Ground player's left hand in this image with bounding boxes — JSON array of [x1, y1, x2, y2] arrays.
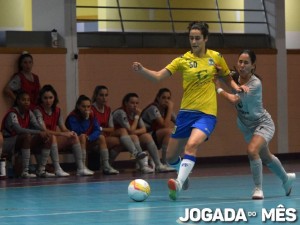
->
[[214, 64, 223, 76], [238, 85, 249, 93]]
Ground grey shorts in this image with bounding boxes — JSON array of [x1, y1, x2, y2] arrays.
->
[[237, 115, 275, 144]]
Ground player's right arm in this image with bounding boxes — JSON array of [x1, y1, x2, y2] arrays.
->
[[8, 112, 42, 135], [214, 77, 240, 104], [132, 62, 171, 82], [3, 75, 20, 103]]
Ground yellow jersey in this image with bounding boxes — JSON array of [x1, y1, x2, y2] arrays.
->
[[165, 50, 230, 116]]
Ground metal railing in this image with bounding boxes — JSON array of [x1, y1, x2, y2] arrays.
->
[[76, 0, 272, 48], [76, 0, 270, 35]]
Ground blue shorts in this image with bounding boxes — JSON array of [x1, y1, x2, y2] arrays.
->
[[171, 110, 217, 139]]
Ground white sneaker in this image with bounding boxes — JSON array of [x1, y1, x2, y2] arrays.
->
[[103, 166, 119, 175], [283, 173, 296, 196], [164, 164, 176, 172], [77, 168, 94, 176], [168, 179, 182, 201], [37, 170, 56, 178], [21, 171, 37, 178], [140, 165, 154, 174], [55, 169, 70, 177], [155, 164, 176, 173], [252, 187, 264, 200], [136, 156, 149, 170]]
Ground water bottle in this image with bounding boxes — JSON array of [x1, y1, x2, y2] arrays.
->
[[0, 158, 6, 178], [51, 29, 58, 48]]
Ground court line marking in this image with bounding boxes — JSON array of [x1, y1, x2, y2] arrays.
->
[[0, 173, 298, 192], [0, 172, 289, 190], [0, 196, 299, 219]]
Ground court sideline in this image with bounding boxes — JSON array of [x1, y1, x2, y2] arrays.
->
[[0, 157, 299, 225]]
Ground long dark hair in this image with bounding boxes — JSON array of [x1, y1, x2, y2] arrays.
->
[[154, 88, 171, 104], [74, 95, 91, 116], [231, 49, 262, 84], [91, 85, 108, 103], [37, 84, 59, 111], [18, 52, 33, 72], [122, 93, 139, 108]]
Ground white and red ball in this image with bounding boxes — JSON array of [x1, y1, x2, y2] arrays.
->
[[128, 179, 151, 202]]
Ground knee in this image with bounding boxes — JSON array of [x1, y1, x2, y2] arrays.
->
[[162, 129, 172, 140], [99, 135, 106, 143], [79, 134, 87, 145], [159, 128, 172, 135], [130, 134, 138, 142], [139, 133, 152, 142], [70, 134, 79, 145], [52, 135, 57, 144], [247, 144, 259, 159], [20, 133, 32, 143], [166, 128, 173, 136], [17, 133, 32, 148], [119, 128, 129, 136]]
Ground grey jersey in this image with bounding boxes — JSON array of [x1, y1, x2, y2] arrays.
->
[[235, 75, 270, 128], [8, 75, 22, 91], [112, 108, 145, 129], [2, 107, 42, 137], [142, 104, 176, 132]]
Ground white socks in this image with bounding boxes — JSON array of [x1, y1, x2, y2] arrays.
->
[[250, 159, 263, 189], [177, 155, 196, 186]]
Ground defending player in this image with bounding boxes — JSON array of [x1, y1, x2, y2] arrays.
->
[[214, 49, 296, 199]]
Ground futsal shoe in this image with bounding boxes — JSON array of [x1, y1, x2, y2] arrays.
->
[[163, 164, 176, 172], [21, 170, 37, 178], [252, 187, 264, 200], [137, 156, 154, 174], [140, 165, 154, 174], [283, 173, 296, 196], [135, 151, 147, 160], [36, 170, 56, 178], [182, 177, 190, 191], [168, 179, 182, 201], [155, 164, 176, 173], [103, 165, 119, 175], [55, 169, 70, 177], [77, 167, 94, 176]]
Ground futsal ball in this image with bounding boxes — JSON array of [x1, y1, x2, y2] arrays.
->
[[128, 179, 151, 202]]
